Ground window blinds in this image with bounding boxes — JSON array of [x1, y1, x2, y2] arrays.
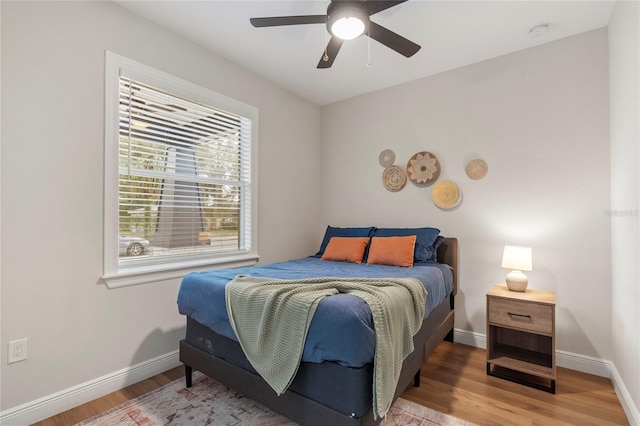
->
[[117, 76, 252, 263]]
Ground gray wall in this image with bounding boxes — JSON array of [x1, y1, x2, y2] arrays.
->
[[1, 0, 321, 412], [609, 1, 640, 419], [320, 29, 611, 358]]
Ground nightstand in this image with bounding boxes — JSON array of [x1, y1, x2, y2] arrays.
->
[[486, 284, 556, 393]]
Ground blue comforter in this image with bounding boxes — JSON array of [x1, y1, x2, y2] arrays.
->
[[177, 257, 453, 367]]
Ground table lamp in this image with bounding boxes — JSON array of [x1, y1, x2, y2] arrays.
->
[[501, 245, 533, 291]]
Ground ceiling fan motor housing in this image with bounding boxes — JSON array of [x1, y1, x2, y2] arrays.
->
[[327, 2, 370, 39]]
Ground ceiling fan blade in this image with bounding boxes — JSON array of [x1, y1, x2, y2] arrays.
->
[[367, 21, 420, 57], [250, 15, 327, 27], [363, 1, 408, 16], [317, 36, 344, 69]]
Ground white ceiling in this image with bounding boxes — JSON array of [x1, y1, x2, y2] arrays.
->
[[115, 1, 615, 106]]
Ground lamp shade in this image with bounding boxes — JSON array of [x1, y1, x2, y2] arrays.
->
[[501, 246, 532, 271]]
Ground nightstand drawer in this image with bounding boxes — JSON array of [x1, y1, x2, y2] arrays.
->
[[488, 297, 553, 335]]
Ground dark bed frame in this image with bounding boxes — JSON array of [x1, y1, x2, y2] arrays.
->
[[179, 237, 458, 426]]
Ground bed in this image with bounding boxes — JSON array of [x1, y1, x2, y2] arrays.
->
[[178, 227, 458, 426]]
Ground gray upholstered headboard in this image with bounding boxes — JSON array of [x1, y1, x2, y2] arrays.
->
[[437, 237, 458, 296]]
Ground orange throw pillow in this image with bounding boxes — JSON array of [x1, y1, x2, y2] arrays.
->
[[366, 236, 416, 267], [321, 237, 370, 264]]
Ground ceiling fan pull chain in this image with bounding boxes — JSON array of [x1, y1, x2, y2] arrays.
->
[[366, 28, 372, 69], [323, 30, 329, 62]]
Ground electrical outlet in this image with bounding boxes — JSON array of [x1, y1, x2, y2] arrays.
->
[[8, 339, 27, 363]]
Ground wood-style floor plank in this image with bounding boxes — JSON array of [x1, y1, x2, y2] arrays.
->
[[35, 342, 629, 425]]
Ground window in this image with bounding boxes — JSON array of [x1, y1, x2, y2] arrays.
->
[[103, 52, 258, 287]]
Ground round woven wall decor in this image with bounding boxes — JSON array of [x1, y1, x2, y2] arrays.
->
[[378, 149, 395, 167], [432, 180, 461, 209], [465, 159, 488, 180], [382, 165, 407, 192], [407, 151, 440, 185]]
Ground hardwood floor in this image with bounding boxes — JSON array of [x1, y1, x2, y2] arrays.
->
[[403, 342, 629, 426], [32, 368, 185, 426], [35, 341, 629, 426]]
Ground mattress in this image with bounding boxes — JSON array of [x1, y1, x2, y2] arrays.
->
[[178, 257, 453, 367]]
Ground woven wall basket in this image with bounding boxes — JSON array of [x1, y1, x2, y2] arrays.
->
[[432, 180, 461, 209], [465, 159, 488, 180], [379, 149, 395, 167], [382, 165, 407, 192], [407, 151, 440, 185]]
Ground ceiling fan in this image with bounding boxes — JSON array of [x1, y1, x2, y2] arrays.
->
[[250, 0, 421, 69]]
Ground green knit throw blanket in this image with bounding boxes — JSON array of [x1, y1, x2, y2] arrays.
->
[[225, 275, 427, 420]]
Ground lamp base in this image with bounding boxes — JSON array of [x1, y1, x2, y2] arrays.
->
[[506, 270, 528, 292]]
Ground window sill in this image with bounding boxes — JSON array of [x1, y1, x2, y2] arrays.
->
[[101, 253, 260, 289]]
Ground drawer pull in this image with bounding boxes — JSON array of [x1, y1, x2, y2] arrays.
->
[[507, 312, 531, 318]]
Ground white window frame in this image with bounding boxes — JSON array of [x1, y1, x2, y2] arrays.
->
[[103, 52, 259, 288]]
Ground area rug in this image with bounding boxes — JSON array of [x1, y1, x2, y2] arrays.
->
[[76, 372, 475, 426]]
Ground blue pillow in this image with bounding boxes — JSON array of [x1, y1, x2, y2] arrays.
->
[[373, 227, 440, 263], [315, 226, 375, 257], [424, 235, 445, 262]]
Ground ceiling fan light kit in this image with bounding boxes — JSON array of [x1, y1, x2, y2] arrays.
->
[[327, 3, 369, 40], [250, 0, 421, 69]]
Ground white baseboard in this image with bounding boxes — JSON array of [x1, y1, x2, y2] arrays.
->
[[0, 350, 181, 426], [453, 328, 638, 426], [555, 349, 612, 378], [611, 363, 640, 426], [453, 328, 487, 349]]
